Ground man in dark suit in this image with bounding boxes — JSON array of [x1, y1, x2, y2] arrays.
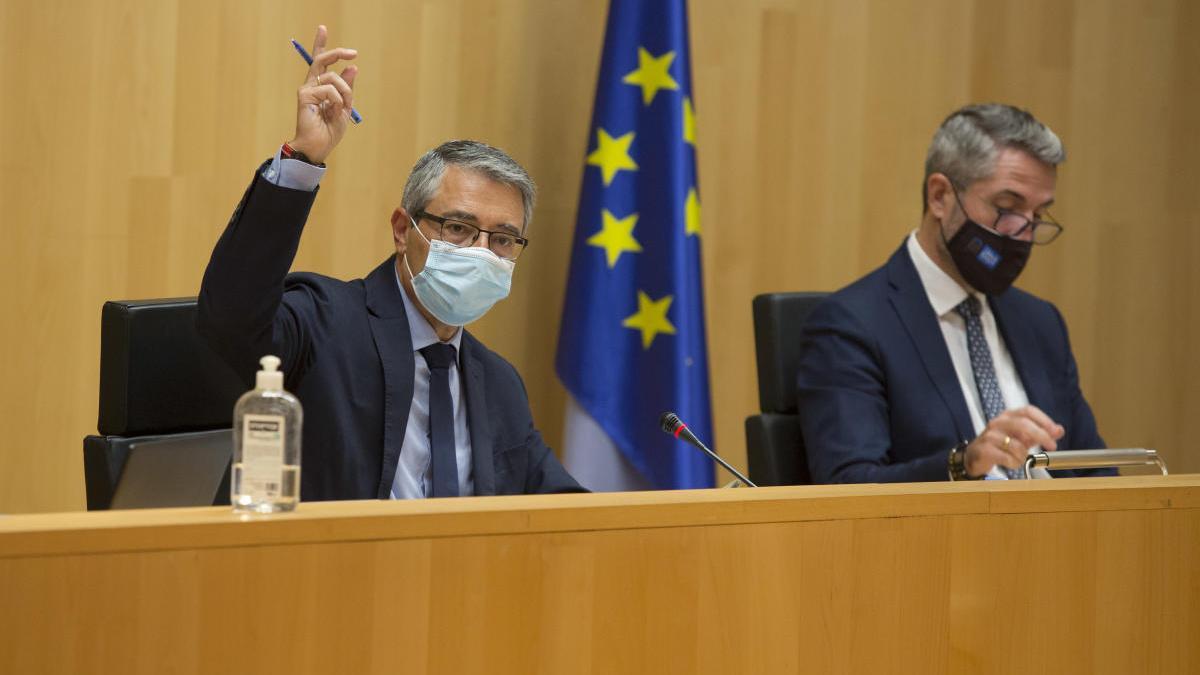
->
[[797, 103, 1115, 483], [198, 26, 583, 500]]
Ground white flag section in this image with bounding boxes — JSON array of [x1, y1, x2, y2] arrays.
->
[[561, 396, 654, 492]]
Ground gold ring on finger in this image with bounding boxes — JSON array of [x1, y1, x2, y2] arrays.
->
[[1002, 435, 1012, 452]]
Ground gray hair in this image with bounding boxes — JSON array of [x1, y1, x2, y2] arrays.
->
[[922, 103, 1065, 211], [402, 140, 537, 230]]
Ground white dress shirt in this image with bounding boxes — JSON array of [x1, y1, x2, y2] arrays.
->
[[262, 153, 475, 496], [905, 232, 1050, 479]]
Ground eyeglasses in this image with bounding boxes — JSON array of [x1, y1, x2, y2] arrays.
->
[[952, 187, 1064, 245], [414, 210, 529, 260]]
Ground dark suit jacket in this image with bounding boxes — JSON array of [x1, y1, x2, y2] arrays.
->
[[797, 240, 1114, 483], [197, 166, 584, 500]]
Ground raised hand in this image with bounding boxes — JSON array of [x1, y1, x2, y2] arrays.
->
[[289, 25, 358, 164]]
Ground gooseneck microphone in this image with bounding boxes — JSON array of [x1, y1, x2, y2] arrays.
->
[[659, 412, 758, 488]]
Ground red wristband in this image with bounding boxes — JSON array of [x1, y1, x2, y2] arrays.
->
[[280, 142, 322, 166]]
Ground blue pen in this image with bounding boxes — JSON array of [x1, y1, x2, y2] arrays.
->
[[291, 38, 363, 124]]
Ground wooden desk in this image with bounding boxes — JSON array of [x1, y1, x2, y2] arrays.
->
[[2, 476, 1197, 674]]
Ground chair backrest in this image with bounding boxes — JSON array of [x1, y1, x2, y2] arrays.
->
[[84, 298, 245, 510], [745, 292, 828, 485], [751, 292, 829, 414], [97, 297, 246, 436]]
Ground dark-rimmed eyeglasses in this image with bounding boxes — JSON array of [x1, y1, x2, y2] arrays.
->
[[952, 187, 1064, 245], [415, 210, 529, 260]]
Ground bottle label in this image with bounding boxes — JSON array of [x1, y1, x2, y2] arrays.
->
[[242, 414, 286, 499]]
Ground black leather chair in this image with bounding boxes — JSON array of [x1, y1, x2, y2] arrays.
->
[[744, 292, 828, 486], [83, 298, 246, 510]]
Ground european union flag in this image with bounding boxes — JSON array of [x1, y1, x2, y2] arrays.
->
[[556, 0, 714, 490]]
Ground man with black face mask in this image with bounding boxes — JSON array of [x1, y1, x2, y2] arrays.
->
[[797, 103, 1115, 483], [197, 26, 583, 500]]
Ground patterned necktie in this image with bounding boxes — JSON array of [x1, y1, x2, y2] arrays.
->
[[420, 343, 459, 497], [954, 296, 1021, 479]]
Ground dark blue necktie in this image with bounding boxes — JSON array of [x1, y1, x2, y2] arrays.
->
[[954, 296, 1021, 479], [420, 343, 459, 497]]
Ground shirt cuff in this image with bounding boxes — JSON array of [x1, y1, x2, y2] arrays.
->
[[261, 146, 326, 192]]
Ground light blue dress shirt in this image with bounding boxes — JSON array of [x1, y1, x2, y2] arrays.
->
[[390, 279, 473, 498]]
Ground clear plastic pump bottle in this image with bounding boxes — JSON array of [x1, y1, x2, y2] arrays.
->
[[232, 355, 302, 513]]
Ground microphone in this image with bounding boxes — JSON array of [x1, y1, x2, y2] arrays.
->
[[659, 412, 757, 488]]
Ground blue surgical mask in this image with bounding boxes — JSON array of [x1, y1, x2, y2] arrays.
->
[[404, 217, 515, 326]]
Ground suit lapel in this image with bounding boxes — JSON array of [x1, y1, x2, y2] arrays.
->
[[459, 334, 496, 496], [364, 256, 416, 499], [885, 244, 976, 443], [989, 292, 1054, 411]]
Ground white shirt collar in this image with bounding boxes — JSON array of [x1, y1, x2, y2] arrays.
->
[[394, 264, 463, 361], [906, 231, 984, 317]]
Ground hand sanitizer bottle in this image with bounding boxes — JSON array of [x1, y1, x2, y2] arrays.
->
[[232, 355, 302, 513]]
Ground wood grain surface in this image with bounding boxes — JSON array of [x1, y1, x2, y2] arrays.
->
[[2, 477, 1197, 674]]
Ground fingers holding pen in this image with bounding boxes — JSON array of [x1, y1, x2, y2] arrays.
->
[[311, 49, 358, 74], [313, 69, 355, 110], [304, 24, 358, 79], [308, 48, 358, 82], [304, 52, 358, 120], [304, 69, 359, 123], [290, 25, 362, 162], [313, 82, 345, 116], [326, 68, 356, 99]]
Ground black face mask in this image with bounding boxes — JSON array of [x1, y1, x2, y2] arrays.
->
[[943, 210, 1032, 296]]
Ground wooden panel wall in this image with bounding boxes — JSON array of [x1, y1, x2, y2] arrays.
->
[[0, 0, 1195, 513]]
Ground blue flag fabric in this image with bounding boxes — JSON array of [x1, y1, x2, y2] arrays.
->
[[556, 0, 714, 490]]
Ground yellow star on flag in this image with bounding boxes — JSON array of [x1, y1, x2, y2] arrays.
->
[[622, 47, 680, 106], [587, 209, 642, 268], [586, 128, 638, 186], [622, 291, 676, 350], [683, 97, 696, 145], [685, 188, 701, 236]]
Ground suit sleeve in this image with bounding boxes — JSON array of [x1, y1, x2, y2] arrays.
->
[[506, 365, 587, 494], [797, 298, 948, 484], [196, 163, 321, 385], [1051, 305, 1116, 478], [521, 427, 589, 494]]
